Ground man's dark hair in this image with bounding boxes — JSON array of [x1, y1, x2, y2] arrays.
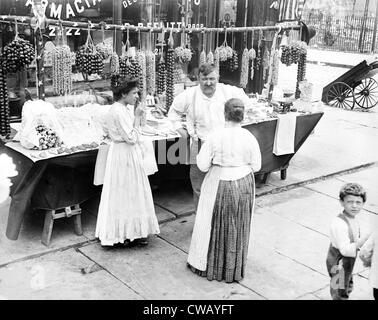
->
[[198, 63, 217, 76], [224, 98, 245, 123], [112, 76, 139, 101]]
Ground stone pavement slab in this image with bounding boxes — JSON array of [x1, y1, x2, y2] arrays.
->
[[252, 206, 331, 276], [0, 198, 89, 267], [78, 238, 263, 300], [243, 242, 329, 300], [313, 274, 374, 300], [153, 187, 195, 217], [0, 248, 142, 300]]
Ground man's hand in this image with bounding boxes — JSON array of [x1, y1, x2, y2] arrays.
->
[[176, 127, 189, 138]]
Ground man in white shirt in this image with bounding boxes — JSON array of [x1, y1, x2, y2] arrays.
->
[[168, 63, 253, 212]]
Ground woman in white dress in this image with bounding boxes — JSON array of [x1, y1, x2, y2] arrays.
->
[[187, 98, 262, 282], [95, 78, 160, 247]]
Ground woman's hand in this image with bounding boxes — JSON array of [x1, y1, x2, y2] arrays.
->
[[135, 103, 146, 118]]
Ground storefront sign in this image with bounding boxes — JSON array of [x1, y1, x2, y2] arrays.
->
[[25, 0, 102, 20]]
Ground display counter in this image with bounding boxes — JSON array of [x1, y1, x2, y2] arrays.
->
[[3, 112, 323, 240]]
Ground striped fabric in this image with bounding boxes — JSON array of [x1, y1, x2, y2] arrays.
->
[[188, 173, 255, 283], [278, 0, 306, 22]]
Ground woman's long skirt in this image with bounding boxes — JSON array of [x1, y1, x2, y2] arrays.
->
[[189, 173, 255, 283], [95, 142, 160, 246]]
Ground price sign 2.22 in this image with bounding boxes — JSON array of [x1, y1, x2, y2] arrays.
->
[[48, 26, 81, 37]]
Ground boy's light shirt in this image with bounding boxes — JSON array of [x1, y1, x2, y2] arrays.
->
[[329, 214, 362, 257]]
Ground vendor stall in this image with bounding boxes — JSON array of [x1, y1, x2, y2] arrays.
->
[[0, 0, 322, 244], [3, 110, 322, 240]]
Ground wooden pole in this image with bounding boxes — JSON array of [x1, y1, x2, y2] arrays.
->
[[113, 0, 123, 56]]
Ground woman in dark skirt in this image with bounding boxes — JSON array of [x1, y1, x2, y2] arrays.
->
[[187, 98, 262, 283]]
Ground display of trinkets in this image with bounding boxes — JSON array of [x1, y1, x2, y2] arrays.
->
[[0, 62, 10, 137], [35, 124, 62, 150], [174, 46, 193, 64]]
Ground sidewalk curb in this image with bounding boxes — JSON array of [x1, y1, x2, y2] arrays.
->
[[255, 162, 377, 198], [307, 60, 353, 69]]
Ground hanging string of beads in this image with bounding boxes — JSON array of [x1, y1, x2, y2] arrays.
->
[[52, 25, 72, 96], [213, 28, 220, 74], [206, 30, 214, 64], [156, 30, 166, 95], [135, 29, 146, 99], [216, 28, 233, 63], [174, 27, 192, 64], [255, 29, 263, 71], [225, 27, 238, 72], [2, 19, 35, 74], [249, 30, 256, 80], [295, 42, 308, 99], [146, 31, 156, 95], [166, 28, 175, 110], [268, 30, 281, 87], [262, 48, 270, 81], [0, 57, 10, 138], [240, 29, 249, 88], [199, 30, 207, 67], [75, 27, 104, 76]]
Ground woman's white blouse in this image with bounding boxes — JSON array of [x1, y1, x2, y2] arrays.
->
[[196, 127, 262, 180], [106, 102, 139, 144]]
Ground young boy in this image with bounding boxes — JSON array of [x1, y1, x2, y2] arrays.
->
[[326, 183, 369, 300]]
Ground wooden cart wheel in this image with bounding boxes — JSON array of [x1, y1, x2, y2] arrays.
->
[[354, 77, 378, 109], [326, 82, 355, 110]]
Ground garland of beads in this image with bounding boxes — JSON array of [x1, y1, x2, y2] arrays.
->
[[262, 49, 270, 81], [240, 48, 249, 88], [295, 44, 308, 99], [146, 50, 156, 95], [255, 30, 263, 71], [271, 49, 280, 86], [216, 28, 233, 63], [166, 30, 175, 110], [0, 62, 10, 137], [249, 31, 256, 80], [136, 50, 147, 99], [206, 31, 214, 64], [110, 52, 120, 76], [52, 45, 72, 96], [2, 21, 35, 74], [156, 53, 166, 95]]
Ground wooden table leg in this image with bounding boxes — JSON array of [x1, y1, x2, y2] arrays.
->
[[281, 169, 287, 180], [42, 211, 54, 246], [73, 214, 83, 236]]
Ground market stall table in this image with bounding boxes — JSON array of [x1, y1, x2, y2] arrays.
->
[[3, 111, 323, 240]]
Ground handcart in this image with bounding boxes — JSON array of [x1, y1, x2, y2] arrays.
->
[[322, 57, 378, 109]]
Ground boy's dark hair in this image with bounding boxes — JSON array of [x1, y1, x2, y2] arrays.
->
[[112, 76, 139, 101], [198, 63, 217, 76], [339, 183, 367, 203], [224, 98, 245, 123]]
